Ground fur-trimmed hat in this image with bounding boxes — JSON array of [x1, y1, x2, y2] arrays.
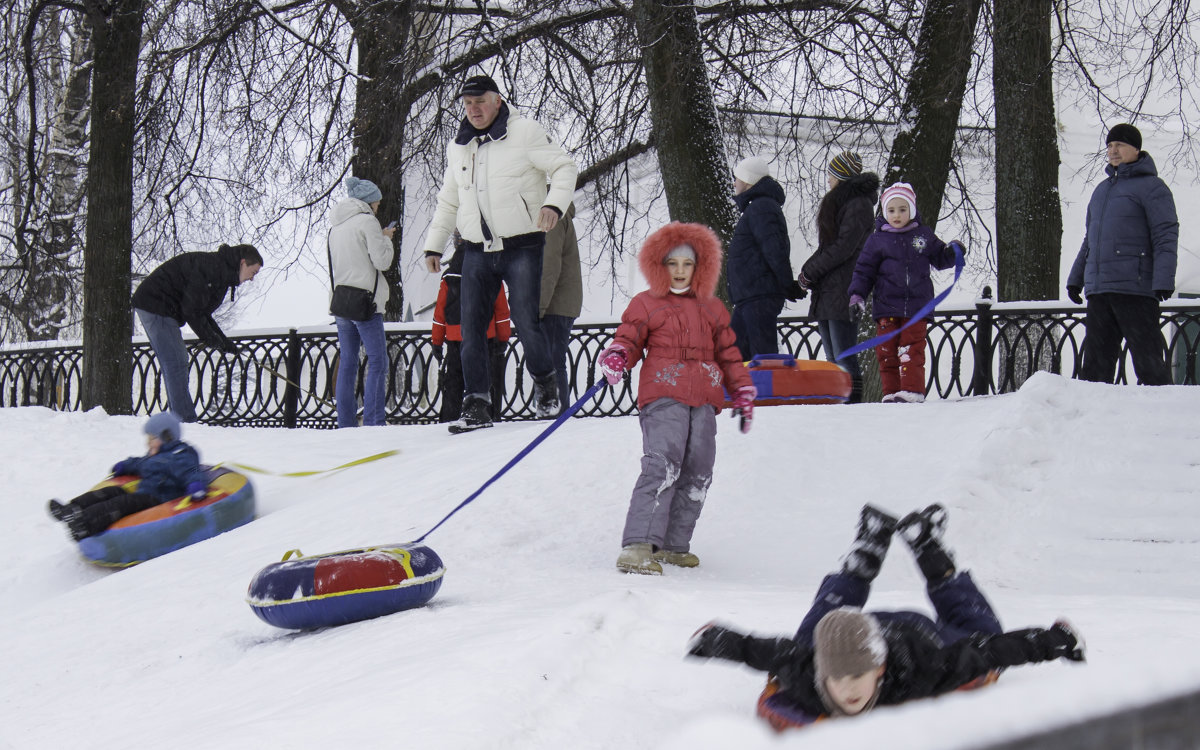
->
[[880, 182, 917, 219], [144, 412, 182, 443], [813, 607, 887, 680], [638, 222, 723, 299]]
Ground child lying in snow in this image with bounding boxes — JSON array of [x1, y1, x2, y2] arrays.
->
[[686, 504, 1085, 728]]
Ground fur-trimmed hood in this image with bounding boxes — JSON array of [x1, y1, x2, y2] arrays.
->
[[638, 222, 723, 299]]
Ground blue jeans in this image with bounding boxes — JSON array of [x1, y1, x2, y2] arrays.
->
[[335, 314, 388, 427], [541, 313, 576, 409], [136, 308, 197, 422], [460, 241, 554, 401], [795, 571, 1002, 647], [731, 296, 784, 360], [817, 318, 863, 382]]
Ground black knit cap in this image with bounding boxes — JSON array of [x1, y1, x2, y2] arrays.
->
[[460, 74, 500, 97], [1106, 123, 1142, 150]]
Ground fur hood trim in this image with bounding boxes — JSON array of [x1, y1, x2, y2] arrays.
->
[[638, 222, 723, 299]]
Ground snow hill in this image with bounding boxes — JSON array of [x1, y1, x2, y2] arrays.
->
[[2, 373, 1200, 749]]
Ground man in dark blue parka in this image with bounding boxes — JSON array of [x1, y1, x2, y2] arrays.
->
[[728, 156, 800, 360], [1067, 123, 1178, 385]]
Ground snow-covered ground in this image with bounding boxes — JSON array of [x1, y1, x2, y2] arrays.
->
[[2, 372, 1199, 749]]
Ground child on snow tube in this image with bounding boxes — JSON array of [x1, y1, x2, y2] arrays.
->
[[47, 412, 209, 541]]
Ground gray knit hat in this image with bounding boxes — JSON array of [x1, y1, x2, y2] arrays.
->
[[144, 412, 182, 442], [813, 607, 887, 679], [345, 176, 382, 204]]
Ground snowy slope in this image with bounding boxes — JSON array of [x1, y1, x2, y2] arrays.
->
[[3, 373, 1200, 749]]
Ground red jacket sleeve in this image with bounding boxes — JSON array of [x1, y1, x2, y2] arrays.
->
[[493, 284, 512, 342], [431, 280, 449, 347]]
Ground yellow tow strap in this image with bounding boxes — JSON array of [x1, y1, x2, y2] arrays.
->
[[220, 449, 400, 478]]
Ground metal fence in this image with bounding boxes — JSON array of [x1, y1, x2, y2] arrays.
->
[[2, 292, 1198, 427]]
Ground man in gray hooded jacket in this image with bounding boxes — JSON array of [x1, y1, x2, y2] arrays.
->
[[1067, 123, 1178, 385]]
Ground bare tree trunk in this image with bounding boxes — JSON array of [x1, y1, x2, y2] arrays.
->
[[885, 0, 983, 230], [994, 0, 1060, 302], [631, 0, 737, 303], [28, 10, 91, 341], [347, 3, 436, 322], [81, 0, 141, 414]]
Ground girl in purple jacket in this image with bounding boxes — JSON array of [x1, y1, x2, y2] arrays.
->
[[847, 183, 959, 403]]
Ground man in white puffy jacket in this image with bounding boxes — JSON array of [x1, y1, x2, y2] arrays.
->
[[423, 74, 578, 432]]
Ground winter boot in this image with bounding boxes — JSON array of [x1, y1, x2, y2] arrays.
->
[[841, 505, 899, 581], [65, 509, 92, 542], [654, 549, 700, 568], [448, 395, 493, 434], [893, 391, 926, 403], [616, 543, 663, 575], [896, 503, 955, 582], [532, 372, 561, 419], [47, 499, 70, 521]]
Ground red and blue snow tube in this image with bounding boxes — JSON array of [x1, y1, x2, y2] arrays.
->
[[724, 353, 852, 407], [246, 543, 445, 630], [78, 466, 256, 567]]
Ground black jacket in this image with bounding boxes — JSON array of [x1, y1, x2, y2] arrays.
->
[[728, 176, 793, 305], [692, 617, 1075, 724], [803, 172, 879, 320], [131, 245, 242, 349]]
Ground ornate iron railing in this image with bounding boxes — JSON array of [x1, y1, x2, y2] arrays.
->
[[2, 293, 1197, 426]]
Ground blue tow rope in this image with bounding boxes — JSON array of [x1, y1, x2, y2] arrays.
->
[[412, 380, 608, 543], [836, 242, 965, 362]]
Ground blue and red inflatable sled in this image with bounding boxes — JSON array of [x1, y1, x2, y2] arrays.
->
[[247, 543, 445, 630], [724, 354, 851, 406]]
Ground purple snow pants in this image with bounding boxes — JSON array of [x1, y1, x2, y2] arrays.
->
[[795, 571, 1003, 647], [621, 398, 717, 552]]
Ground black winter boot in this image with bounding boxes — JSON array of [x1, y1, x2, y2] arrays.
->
[[47, 499, 70, 521], [897, 503, 956, 582], [532, 372, 560, 418], [841, 505, 899, 581], [448, 395, 494, 434]]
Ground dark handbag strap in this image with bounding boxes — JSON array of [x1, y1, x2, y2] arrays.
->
[[326, 229, 382, 301]]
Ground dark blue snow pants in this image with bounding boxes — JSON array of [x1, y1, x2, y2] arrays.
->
[[795, 571, 1003, 647]]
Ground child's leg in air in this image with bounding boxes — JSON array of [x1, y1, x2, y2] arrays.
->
[[897, 503, 1001, 643], [796, 505, 899, 644], [660, 405, 717, 556], [875, 318, 903, 395]]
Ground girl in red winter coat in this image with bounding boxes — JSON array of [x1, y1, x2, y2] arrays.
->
[[597, 222, 755, 575]]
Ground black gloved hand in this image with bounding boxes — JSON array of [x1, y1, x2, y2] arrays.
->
[[1066, 286, 1083, 305], [685, 623, 743, 660], [786, 280, 807, 302], [1155, 289, 1173, 302], [220, 338, 239, 355], [1042, 620, 1086, 662], [433, 346, 444, 363]]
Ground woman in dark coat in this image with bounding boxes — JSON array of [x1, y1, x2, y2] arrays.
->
[[798, 152, 879, 403]]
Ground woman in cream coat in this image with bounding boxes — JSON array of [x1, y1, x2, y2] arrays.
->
[[329, 176, 396, 427]]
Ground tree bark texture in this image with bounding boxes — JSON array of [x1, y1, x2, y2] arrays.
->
[[348, 3, 435, 321], [993, 0, 1061, 302], [631, 0, 738, 304], [885, 0, 983, 231], [81, 0, 142, 414]]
